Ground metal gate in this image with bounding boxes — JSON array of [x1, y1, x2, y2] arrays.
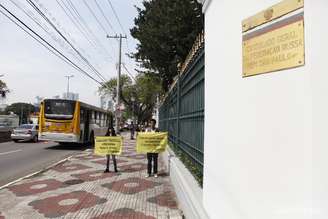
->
[[159, 35, 204, 185]]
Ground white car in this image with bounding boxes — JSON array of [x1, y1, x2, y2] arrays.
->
[[11, 124, 39, 143]]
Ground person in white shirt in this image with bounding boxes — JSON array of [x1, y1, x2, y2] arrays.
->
[[145, 119, 159, 178]]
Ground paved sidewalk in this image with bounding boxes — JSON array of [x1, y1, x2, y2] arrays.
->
[[0, 134, 182, 219]]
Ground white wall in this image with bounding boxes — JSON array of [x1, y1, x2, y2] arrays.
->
[[204, 0, 328, 218]]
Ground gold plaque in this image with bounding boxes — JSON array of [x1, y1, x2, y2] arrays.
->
[[242, 0, 304, 32], [242, 13, 304, 77]]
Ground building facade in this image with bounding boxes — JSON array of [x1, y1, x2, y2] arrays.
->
[[203, 0, 327, 218], [62, 92, 79, 100]]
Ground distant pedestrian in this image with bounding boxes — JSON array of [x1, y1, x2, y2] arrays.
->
[[130, 121, 135, 140], [145, 119, 159, 178], [104, 126, 118, 173], [135, 123, 141, 137]]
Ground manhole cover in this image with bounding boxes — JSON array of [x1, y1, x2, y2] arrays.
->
[[64, 179, 84, 185]]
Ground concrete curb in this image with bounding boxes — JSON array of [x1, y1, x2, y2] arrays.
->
[[162, 146, 210, 219]]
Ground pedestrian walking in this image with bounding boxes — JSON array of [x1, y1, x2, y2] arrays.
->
[[104, 126, 118, 173], [130, 121, 135, 140], [145, 119, 159, 178]]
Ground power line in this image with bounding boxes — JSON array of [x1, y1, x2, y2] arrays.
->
[[25, 0, 108, 83], [106, 0, 125, 35], [0, 3, 103, 85], [9, 0, 91, 71], [82, 0, 108, 36], [8, 0, 56, 41], [79, 0, 116, 58], [122, 64, 136, 82], [65, 0, 114, 60], [55, 0, 99, 52], [27, 0, 107, 82], [106, 0, 131, 53], [94, 0, 116, 34]]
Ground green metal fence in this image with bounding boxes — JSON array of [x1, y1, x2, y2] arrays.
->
[[159, 45, 204, 184]]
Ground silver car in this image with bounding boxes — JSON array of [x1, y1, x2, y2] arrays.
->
[[11, 124, 39, 143]]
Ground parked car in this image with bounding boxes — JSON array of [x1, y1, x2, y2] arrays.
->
[[11, 124, 39, 143]]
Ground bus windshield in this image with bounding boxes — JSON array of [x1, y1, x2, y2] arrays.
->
[[44, 100, 75, 120]]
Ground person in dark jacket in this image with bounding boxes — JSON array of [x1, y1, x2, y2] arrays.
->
[[130, 121, 135, 140], [104, 127, 118, 173]]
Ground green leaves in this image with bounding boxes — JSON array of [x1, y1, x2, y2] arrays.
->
[[130, 0, 203, 91], [0, 80, 10, 98], [99, 73, 163, 123], [5, 103, 35, 124]]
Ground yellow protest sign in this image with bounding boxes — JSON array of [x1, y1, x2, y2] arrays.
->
[[136, 132, 168, 153], [94, 136, 123, 156]]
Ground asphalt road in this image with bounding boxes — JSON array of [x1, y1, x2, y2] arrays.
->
[[0, 140, 90, 187]]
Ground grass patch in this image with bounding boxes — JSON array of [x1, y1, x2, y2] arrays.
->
[[169, 142, 203, 187]]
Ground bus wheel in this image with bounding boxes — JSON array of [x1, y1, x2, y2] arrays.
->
[[90, 132, 95, 147]]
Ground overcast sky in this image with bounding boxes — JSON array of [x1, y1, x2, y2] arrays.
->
[[0, 0, 143, 107]]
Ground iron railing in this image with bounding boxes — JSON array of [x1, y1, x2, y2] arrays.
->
[[159, 34, 204, 184]]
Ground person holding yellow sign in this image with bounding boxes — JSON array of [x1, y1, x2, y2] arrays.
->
[[94, 127, 122, 173], [137, 119, 167, 178]]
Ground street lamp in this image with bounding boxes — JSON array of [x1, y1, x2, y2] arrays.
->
[[65, 75, 74, 96]]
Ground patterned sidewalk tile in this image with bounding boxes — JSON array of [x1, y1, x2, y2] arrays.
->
[[102, 177, 162, 195], [126, 154, 147, 160], [92, 158, 129, 166], [75, 155, 103, 161], [118, 163, 148, 173], [147, 192, 178, 209], [29, 191, 107, 218], [8, 179, 65, 197], [92, 208, 156, 219], [52, 163, 91, 173], [0, 133, 183, 219], [71, 170, 116, 182]]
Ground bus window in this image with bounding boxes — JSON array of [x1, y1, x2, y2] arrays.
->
[[100, 113, 103, 126], [80, 109, 84, 123], [91, 111, 95, 119], [44, 100, 75, 120]]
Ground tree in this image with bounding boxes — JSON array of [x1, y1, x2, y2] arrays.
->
[[99, 73, 162, 123], [130, 0, 203, 91], [0, 80, 10, 98], [5, 103, 35, 124]]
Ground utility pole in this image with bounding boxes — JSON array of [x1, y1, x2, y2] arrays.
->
[[107, 34, 127, 133], [65, 75, 74, 99]]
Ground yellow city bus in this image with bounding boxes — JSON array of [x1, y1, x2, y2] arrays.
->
[[38, 99, 112, 145]]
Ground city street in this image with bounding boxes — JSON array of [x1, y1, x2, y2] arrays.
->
[[0, 0, 203, 218], [0, 133, 181, 219], [0, 140, 89, 187]]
